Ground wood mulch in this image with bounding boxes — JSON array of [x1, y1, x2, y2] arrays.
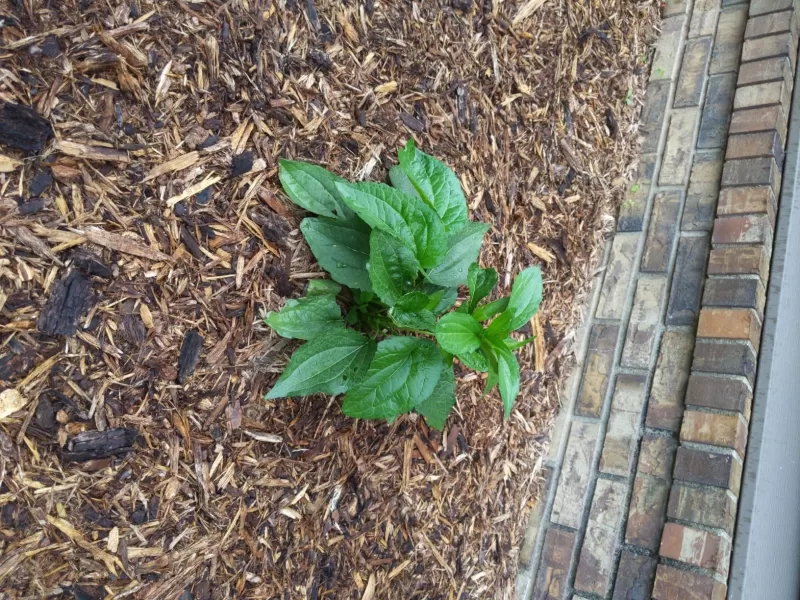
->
[[0, 1, 658, 598]]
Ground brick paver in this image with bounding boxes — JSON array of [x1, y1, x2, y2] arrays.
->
[[518, 0, 796, 597]]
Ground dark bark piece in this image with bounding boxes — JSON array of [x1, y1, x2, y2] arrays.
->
[[197, 134, 218, 150], [309, 48, 332, 71], [35, 395, 56, 431], [0, 102, 54, 154], [180, 225, 205, 260], [178, 329, 204, 383], [18, 199, 46, 215], [62, 428, 140, 462], [605, 108, 618, 138], [119, 313, 147, 346], [70, 248, 112, 278], [231, 151, 253, 177], [41, 35, 62, 58], [37, 271, 92, 336], [195, 186, 212, 204], [400, 111, 425, 132], [29, 171, 53, 196]]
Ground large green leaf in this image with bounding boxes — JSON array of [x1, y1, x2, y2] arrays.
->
[[397, 139, 469, 233], [335, 181, 446, 269], [426, 222, 490, 288], [301, 217, 372, 292], [415, 363, 457, 430], [457, 349, 489, 372], [367, 229, 420, 306], [342, 336, 443, 421], [422, 284, 458, 315], [472, 297, 509, 322], [435, 312, 483, 355], [264, 294, 344, 340], [265, 329, 376, 398], [505, 336, 535, 351], [388, 165, 422, 200], [306, 279, 342, 296], [506, 266, 543, 330], [485, 310, 513, 342], [389, 306, 436, 332], [395, 291, 431, 312], [490, 341, 520, 418], [467, 264, 498, 312], [278, 159, 355, 220]]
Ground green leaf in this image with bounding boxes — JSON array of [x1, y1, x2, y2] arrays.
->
[[389, 306, 436, 331], [278, 159, 354, 220], [335, 181, 446, 269], [264, 295, 344, 340], [485, 310, 513, 342], [415, 363, 457, 430], [266, 329, 376, 398], [491, 341, 520, 418], [397, 139, 469, 233], [484, 368, 498, 395], [505, 336, 535, 351], [422, 284, 458, 315], [426, 222, 490, 288], [301, 217, 372, 292], [467, 264, 498, 312], [342, 336, 443, 421], [395, 291, 431, 312], [388, 165, 422, 200], [367, 229, 421, 306], [457, 349, 489, 372], [472, 297, 509, 322], [435, 312, 483, 355], [507, 266, 543, 330], [306, 279, 342, 296]]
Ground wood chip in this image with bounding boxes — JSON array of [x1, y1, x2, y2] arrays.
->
[[83, 227, 172, 261], [143, 151, 200, 182], [527, 242, 555, 263], [55, 140, 130, 163]]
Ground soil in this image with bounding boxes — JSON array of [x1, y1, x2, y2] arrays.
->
[[0, 0, 658, 598]]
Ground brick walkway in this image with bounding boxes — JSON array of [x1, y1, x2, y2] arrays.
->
[[516, 0, 799, 598]]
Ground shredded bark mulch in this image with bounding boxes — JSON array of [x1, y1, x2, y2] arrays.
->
[[0, 0, 658, 597]]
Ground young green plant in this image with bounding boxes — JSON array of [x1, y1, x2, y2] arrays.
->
[[264, 139, 543, 429]]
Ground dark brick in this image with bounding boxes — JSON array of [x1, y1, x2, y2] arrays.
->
[[613, 552, 657, 600], [640, 81, 671, 154], [619, 157, 656, 232], [666, 236, 710, 326], [673, 446, 743, 495], [746, 8, 798, 37], [642, 191, 681, 272], [668, 483, 738, 534], [652, 564, 727, 600], [726, 131, 784, 166], [708, 246, 769, 281], [686, 373, 753, 416], [626, 474, 670, 551], [721, 157, 781, 194], [698, 73, 737, 149], [738, 55, 793, 88], [730, 104, 788, 146], [703, 277, 767, 317], [693, 339, 757, 385], [683, 150, 724, 231], [710, 5, 748, 74], [576, 324, 619, 417], [675, 38, 712, 107], [533, 528, 575, 600]]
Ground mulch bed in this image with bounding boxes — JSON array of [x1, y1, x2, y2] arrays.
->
[[0, 0, 658, 598]]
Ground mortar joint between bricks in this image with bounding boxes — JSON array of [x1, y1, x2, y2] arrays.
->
[[659, 556, 730, 584], [670, 479, 740, 501], [665, 516, 734, 542], [683, 403, 750, 416], [680, 440, 744, 457]]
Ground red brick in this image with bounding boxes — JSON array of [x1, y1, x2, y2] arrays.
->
[[625, 474, 670, 551], [721, 157, 781, 195], [613, 552, 657, 600], [673, 447, 743, 495], [738, 55, 793, 87], [660, 522, 731, 576], [576, 324, 619, 417], [725, 130, 783, 163], [717, 186, 776, 225], [680, 410, 749, 456], [652, 564, 727, 600], [729, 104, 787, 146], [707, 246, 769, 281], [686, 373, 753, 417], [703, 277, 767, 319], [533, 528, 575, 600], [693, 339, 758, 386], [697, 307, 762, 349], [668, 483, 738, 534], [712, 214, 772, 246]]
